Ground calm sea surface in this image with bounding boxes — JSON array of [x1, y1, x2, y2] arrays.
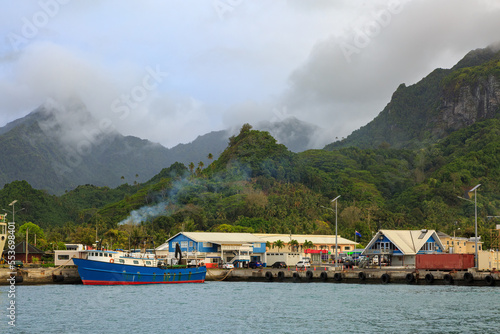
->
[[1, 281, 500, 333]]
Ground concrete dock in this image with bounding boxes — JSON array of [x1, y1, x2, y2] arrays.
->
[[207, 267, 500, 286], [0, 267, 81, 285], [1, 266, 499, 286]]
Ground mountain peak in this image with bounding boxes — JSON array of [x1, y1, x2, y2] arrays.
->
[[326, 45, 500, 150]]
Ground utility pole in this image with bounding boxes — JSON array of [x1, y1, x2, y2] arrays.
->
[[26, 227, 29, 264]]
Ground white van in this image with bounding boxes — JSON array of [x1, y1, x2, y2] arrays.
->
[[296, 260, 311, 269]]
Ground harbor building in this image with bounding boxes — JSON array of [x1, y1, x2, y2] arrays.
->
[[438, 232, 500, 270], [6, 241, 45, 264], [437, 232, 483, 254], [254, 234, 358, 265], [54, 244, 87, 266], [363, 230, 445, 268], [162, 232, 267, 267]]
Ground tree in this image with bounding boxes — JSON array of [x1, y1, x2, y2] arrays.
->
[[289, 239, 299, 252], [188, 162, 195, 174], [302, 239, 314, 250], [274, 239, 284, 251], [17, 222, 45, 246], [71, 226, 96, 246]]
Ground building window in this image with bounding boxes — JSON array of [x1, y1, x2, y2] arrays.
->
[[203, 242, 212, 248], [422, 242, 436, 251], [181, 241, 188, 248], [254, 243, 261, 248], [189, 241, 193, 247], [58, 255, 70, 260], [345, 247, 351, 251]]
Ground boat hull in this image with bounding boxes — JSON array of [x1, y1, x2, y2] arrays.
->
[[73, 258, 206, 285]]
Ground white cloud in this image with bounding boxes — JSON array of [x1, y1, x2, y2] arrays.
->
[[0, 0, 499, 149]]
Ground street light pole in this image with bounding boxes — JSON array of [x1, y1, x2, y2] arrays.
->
[[333, 196, 340, 269], [458, 184, 481, 268], [472, 184, 480, 269], [8, 200, 17, 225], [322, 195, 341, 268]]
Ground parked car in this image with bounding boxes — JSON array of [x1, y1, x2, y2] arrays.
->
[[222, 263, 234, 269], [343, 256, 355, 268], [295, 261, 311, 269], [249, 261, 263, 269], [271, 261, 287, 269]]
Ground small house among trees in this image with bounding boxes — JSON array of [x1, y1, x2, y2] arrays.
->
[[5, 241, 45, 263]]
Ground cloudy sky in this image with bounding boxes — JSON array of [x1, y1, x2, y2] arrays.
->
[[1, 0, 500, 148]]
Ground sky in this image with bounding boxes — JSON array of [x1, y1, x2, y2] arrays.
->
[[1, 0, 500, 149]]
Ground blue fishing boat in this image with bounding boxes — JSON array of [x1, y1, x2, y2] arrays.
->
[[73, 249, 206, 285]]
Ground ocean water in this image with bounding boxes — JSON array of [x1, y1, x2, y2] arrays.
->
[[1, 281, 499, 333]]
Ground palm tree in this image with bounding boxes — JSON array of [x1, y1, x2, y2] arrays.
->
[[188, 162, 195, 174], [207, 153, 214, 170], [198, 161, 204, 169], [289, 239, 299, 252], [274, 239, 284, 251], [302, 239, 314, 251], [265, 241, 272, 250]]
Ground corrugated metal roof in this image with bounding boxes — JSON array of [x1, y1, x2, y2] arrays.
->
[[173, 232, 264, 244], [254, 234, 357, 245]]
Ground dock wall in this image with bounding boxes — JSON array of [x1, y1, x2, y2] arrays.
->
[[207, 267, 500, 286], [0, 267, 81, 285], [2, 266, 499, 286]]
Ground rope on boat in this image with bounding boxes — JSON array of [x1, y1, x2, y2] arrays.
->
[[47, 258, 74, 273], [207, 268, 234, 281]]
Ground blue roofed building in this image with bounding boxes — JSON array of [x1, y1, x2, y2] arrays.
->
[[363, 229, 445, 268], [162, 232, 267, 268]]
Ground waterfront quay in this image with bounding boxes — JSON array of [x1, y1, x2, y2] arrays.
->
[[208, 267, 500, 286], [0, 267, 81, 285], [3, 266, 498, 286]]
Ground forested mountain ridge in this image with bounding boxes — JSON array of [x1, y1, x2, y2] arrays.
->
[[327, 45, 500, 150], [1, 45, 499, 251], [0, 103, 318, 195], [2, 119, 499, 251]]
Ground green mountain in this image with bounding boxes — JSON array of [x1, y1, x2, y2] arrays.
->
[[2, 46, 499, 251], [0, 103, 319, 195], [1, 118, 499, 249], [326, 46, 500, 150]]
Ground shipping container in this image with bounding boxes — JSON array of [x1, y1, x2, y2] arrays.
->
[[416, 254, 474, 270]]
